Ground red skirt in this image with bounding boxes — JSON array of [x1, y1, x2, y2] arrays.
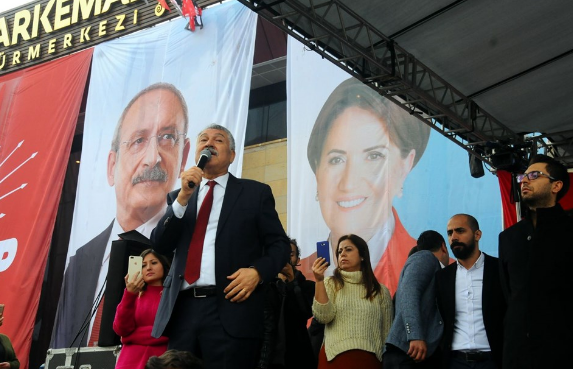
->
[[318, 345, 382, 369]]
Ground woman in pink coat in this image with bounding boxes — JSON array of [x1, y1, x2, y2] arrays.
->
[[113, 249, 171, 369]]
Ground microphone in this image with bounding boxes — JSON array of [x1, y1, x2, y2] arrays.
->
[[188, 149, 212, 188]]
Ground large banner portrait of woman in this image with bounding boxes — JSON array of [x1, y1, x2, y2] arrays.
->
[[288, 38, 503, 295]]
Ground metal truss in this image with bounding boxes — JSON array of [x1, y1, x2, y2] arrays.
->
[[237, 0, 531, 170], [529, 130, 573, 167]]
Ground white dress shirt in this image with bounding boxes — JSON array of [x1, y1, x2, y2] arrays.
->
[[451, 251, 492, 352], [173, 173, 229, 289]]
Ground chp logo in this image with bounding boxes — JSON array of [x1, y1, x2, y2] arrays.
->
[[0, 139, 37, 272], [0, 238, 17, 272]]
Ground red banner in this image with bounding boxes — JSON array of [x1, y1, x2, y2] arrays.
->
[[0, 49, 93, 369], [498, 170, 518, 229]]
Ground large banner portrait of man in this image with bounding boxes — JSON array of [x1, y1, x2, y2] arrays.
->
[[51, 1, 257, 348], [288, 38, 502, 295]]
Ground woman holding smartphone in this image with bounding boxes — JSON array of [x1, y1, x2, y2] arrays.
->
[[113, 249, 171, 369], [312, 234, 393, 369]]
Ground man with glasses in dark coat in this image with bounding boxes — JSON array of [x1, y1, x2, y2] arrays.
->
[[499, 154, 573, 369]]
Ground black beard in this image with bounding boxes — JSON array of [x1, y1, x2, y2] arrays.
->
[[450, 240, 475, 260], [521, 183, 555, 209], [522, 192, 553, 209]]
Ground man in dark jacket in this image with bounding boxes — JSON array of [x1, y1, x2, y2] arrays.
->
[[436, 214, 505, 369], [498, 154, 573, 369], [151, 124, 289, 369]]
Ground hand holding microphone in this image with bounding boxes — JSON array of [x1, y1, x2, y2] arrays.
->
[[189, 148, 212, 188]]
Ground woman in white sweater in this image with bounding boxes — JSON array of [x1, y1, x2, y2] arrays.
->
[[312, 234, 393, 369]]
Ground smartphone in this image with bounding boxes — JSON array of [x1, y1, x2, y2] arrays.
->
[[0, 303, 4, 314], [316, 241, 330, 264], [127, 255, 143, 280]]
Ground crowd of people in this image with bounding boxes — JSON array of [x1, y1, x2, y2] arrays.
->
[[31, 81, 571, 369], [103, 148, 570, 369]]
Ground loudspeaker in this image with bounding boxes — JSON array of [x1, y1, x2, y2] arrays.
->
[[469, 153, 485, 178], [98, 231, 151, 347]]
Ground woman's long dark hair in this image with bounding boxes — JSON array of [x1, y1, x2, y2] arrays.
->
[[331, 234, 382, 300], [140, 248, 171, 290]]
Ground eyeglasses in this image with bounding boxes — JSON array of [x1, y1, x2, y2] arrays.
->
[[516, 170, 556, 183], [121, 132, 186, 155]]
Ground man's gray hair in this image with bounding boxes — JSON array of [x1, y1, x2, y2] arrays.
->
[[111, 82, 189, 153], [200, 124, 236, 151]]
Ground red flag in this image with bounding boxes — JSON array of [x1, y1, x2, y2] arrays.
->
[[157, 0, 170, 11], [181, 0, 196, 31]]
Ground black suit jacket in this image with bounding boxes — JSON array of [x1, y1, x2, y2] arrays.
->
[[435, 253, 505, 368], [50, 221, 113, 348], [151, 173, 289, 339]]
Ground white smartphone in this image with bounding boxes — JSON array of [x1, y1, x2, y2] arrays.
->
[[127, 255, 143, 280]]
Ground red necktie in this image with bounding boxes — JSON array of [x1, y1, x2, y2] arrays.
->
[[184, 180, 216, 284], [88, 295, 104, 347]]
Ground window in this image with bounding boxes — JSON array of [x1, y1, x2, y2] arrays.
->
[[245, 81, 286, 146]]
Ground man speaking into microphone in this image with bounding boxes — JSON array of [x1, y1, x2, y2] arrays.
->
[[150, 123, 290, 369]]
